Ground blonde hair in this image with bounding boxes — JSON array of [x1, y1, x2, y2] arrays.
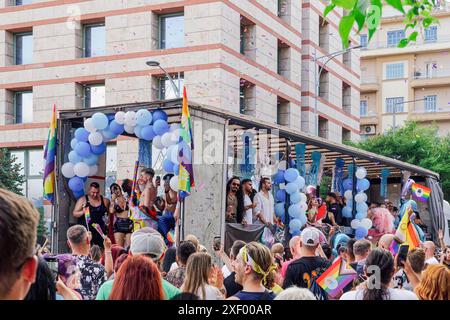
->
[[415, 264, 450, 300], [242, 242, 276, 283], [182, 252, 211, 300], [271, 243, 284, 255], [185, 234, 199, 251]]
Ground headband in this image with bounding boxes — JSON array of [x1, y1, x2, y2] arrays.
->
[[241, 246, 277, 285]]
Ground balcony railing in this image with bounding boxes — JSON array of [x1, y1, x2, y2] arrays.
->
[[411, 107, 450, 114], [361, 76, 378, 84], [362, 34, 450, 51], [360, 111, 378, 118], [413, 68, 450, 79]]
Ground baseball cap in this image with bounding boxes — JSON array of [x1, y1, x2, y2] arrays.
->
[[130, 227, 166, 261], [301, 227, 320, 246]]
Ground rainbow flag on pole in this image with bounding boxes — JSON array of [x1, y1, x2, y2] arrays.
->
[[395, 204, 421, 248], [178, 86, 195, 198], [411, 183, 431, 202], [43, 104, 57, 204], [316, 257, 357, 298]]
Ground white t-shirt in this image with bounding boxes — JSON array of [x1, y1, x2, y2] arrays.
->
[[222, 265, 231, 278], [340, 288, 419, 300], [169, 261, 178, 272], [255, 192, 275, 224], [244, 194, 253, 224], [196, 284, 223, 300], [425, 257, 439, 265]]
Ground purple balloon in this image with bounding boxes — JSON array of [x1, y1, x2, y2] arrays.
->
[[74, 141, 91, 158], [91, 142, 106, 155]]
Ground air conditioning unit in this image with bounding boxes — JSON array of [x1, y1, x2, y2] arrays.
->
[[363, 125, 376, 135]]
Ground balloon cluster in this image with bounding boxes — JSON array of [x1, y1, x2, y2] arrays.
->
[[342, 167, 372, 240], [273, 164, 307, 236], [62, 109, 180, 198]]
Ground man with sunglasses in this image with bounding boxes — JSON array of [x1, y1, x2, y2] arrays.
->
[[0, 189, 39, 300]]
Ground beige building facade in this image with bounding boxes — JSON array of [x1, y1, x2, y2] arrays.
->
[[0, 0, 360, 210], [360, 5, 450, 139]]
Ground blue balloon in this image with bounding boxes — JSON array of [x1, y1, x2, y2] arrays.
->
[[73, 189, 85, 199], [355, 212, 366, 220], [273, 170, 285, 184], [284, 168, 300, 183], [70, 138, 78, 149], [290, 192, 302, 204], [75, 142, 91, 158], [355, 227, 368, 240], [288, 204, 301, 219], [289, 159, 296, 168], [343, 178, 353, 191], [75, 128, 89, 142], [91, 142, 106, 155], [163, 159, 174, 173], [92, 112, 109, 130], [141, 125, 156, 141], [83, 154, 98, 166], [275, 202, 285, 218], [152, 109, 168, 122], [68, 151, 82, 164], [179, 190, 189, 200], [285, 182, 298, 195], [292, 230, 301, 237], [82, 176, 88, 182], [134, 125, 144, 139], [275, 189, 286, 202], [153, 119, 169, 136], [289, 219, 302, 233], [356, 202, 368, 213], [136, 109, 152, 126], [109, 120, 124, 135], [342, 206, 353, 218], [357, 178, 370, 192], [68, 176, 84, 192], [298, 212, 307, 226], [102, 129, 116, 141], [173, 164, 180, 175]]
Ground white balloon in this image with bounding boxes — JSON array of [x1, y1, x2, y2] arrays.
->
[[125, 111, 136, 126], [170, 129, 181, 143], [170, 123, 180, 132], [344, 190, 353, 200], [295, 176, 306, 190], [84, 118, 97, 133], [351, 219, 361, 230], [169, 175, 179, 192], [360, 218, 373, 230], [299, 193, 307, 203], [299, 201, 308, 213], [61, 162, 75, 178], [115, 111, 126, 125], [355, 192, 367, 203], [124, 125, 135, 134], [170, 145, 179, 164], [89, 164, 98, 176], [74, 162, 90, 178], [161, 132, 173, 148], [88, 132, 103, 146], [153, 135, 164, 149], [356, 167, 367, 180]]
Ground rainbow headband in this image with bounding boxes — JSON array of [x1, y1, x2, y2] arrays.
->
[[240, 246, 276, 285]]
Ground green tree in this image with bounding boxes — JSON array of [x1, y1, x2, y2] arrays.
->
[[346, 122, 450, 200], [326, 0, 440, 48], [36, 207, 48, 238], [0, 148, 26, 195]]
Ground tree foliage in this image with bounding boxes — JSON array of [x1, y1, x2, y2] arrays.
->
[[0, 148, 26, 195], [346, 122, 450, 200], [326, 0, 440, 48]]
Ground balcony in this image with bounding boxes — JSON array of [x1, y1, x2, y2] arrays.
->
[[361, 76, 379, 92], [360, 111, 379, 125], [411, 68, 450, 88], [409, 108, 450, 121]]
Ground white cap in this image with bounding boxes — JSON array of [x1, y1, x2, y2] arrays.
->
[[130, 227, 165, 261], [301, 227, 320, 246]]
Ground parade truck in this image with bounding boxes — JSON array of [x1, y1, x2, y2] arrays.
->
[[51, 98, 446, 253]]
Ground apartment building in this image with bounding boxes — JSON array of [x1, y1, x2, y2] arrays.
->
[[360, 4, 450, 139], [0, 0, 360, 210]]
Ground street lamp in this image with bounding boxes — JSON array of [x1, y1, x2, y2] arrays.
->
[[392, 98, 426, 133], [146, 60, 180, 98], [313, 45, 362, 136]]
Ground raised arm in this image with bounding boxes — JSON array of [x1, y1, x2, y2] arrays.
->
[[73, 197, 86, 218]]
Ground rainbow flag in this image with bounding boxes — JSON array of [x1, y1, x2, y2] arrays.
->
[[178, 86, 195, 198], [43, 104, 57, 204], [91, 223, 106, 239], [316, 257, 357, 298], [395, 205, 420, 248], [389, 237, 402, 256], [84, 206, 91, 225], [411, 183, 431, 202]]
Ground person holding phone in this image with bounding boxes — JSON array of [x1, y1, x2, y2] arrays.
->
[[109, 183, 133, 248]]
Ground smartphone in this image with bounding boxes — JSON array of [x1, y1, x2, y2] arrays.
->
[[213, 236, 221, 251], [397, 244, 409, 267], [44, 256, 59, 281]]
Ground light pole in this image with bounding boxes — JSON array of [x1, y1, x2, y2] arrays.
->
[[313, 45, 362, 136], [392, 98, 426, 133], [146, 60, 181, 98]]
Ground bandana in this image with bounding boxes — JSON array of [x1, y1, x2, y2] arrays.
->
[[240, 246, 277, 285]]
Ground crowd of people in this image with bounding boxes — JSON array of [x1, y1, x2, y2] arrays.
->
[[1, 169, 449, 301]]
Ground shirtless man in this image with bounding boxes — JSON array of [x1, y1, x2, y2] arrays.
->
[[138, 168, 158, 229]]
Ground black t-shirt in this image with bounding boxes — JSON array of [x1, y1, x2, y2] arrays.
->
[[283, 256, 331, 289], [224, 272, 243, 298]]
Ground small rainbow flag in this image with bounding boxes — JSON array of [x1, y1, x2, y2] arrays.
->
[[84, 206, 91, 225], [91, 223, 106, 239], [395, 205, 420, 248], [316, 257, 357, 298], [389, 237, 402, 256], [43, 104, 57, 204], [167, 230, 175, 245], [411, 183, 431, 202]]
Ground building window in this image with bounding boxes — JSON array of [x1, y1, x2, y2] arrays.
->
[[14, 32, 33, 65], [83, 84, 105, 108], [318, 68, 329, 99], [83, 23, 105, 57], [105, 144, 117, 199], [425, 26, 437, 42], [360, 100, 368, 117], [387, 30, 405, 46], [318, 117, 328, 139], [385, 62, 404, 79], [15, 0, 32, 5], [386, 97, 404, 113], [239, 79, 255, 115], [10, 149, 44, 206], [277, 96, 289, 126], [360, 34, 368, 48], [424, 95, 437, 112], [158, 73, 184, 100], [342, 82, 351, 113], [277, 41, 290, 76], [319, 17, 329, 51], [240, 17, 256, 58], [342, 128, 351, 142], [159, 13, 184, 49], [426, 62, 437, 78], [14, 91, 33, 124]]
